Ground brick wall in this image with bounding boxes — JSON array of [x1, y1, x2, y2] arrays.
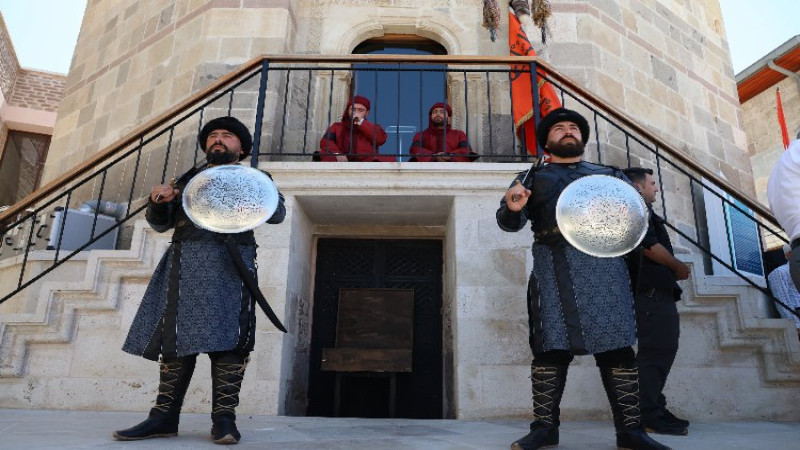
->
[[7, 70, 66, 112], [0, 14, 20, 100]]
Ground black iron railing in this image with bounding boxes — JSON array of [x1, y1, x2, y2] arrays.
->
[[0, 55, 792, 319]]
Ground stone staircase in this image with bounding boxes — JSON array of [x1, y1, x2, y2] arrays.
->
[[1, 218, 799, 416], [0, 220, 170, 378], [678, 251, 800, 385]]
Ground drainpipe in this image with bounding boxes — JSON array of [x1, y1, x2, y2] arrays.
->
[[767, 59, 800, 98]]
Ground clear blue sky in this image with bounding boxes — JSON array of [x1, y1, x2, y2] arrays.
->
[[0, 0, 87, 74], [0, 0, 797, 75]]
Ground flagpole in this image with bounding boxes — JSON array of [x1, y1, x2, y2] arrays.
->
[[777, 87, 790, 150], [531, 60, 542, 158]]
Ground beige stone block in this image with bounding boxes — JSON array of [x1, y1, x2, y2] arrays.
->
[[252, 330, 286, 381], [27, 346, 73, 377], [251, 37, 291, 55], [456, 318, 530, 365], [256, 247, 290, 285], [577, 15, 621, 57], [126, 51, 150, 81], [178, 41, 219, 74], [145, 34, 176, 68], [170, 70, 195, 104], [174, 14, 205, 54], [218, 37, 253, 63], [598, 52, 634, 87], [109, 101, 140, 136], [52, 110, 80, 138], [0, 376, 48, 407], [636, 18, 666, 54], [206, 9, 289, 38], [456, 285, 527, 320], [454, 365, 482, 413], [150, 82, 173, 116], [593, 71, 624, 105], [457, 248, 528, 287], [648, 81, 671, 108], [620, 38, 651, 72], [475, 365, 532, 412], [621, 8, 637, 31]]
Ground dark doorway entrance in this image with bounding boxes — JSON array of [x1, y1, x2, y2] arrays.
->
[[307, 238, 443, 419]]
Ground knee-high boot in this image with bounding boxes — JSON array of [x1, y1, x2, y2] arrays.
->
[[511, 363, 568, 450], [210, 352, 249, 445], [113, 355, 197, 440], [599, 363, 671, 450]]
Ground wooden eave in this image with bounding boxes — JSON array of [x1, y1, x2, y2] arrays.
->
[[737, 37, 800, 103]]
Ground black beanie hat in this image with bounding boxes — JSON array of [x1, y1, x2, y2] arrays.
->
[[536, 107, 591, 148], [198, 116, 253, 160]]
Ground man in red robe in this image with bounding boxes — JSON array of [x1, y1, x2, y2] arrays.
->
[[408, 102, 478, 162], [317, 95, 391, 162]]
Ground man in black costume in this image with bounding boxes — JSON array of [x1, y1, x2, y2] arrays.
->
[[113, 116, 286, 445], [623, 167, 690, 436], [497, 108, 668, 450]]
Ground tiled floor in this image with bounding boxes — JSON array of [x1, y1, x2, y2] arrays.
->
[[0, 409, 798, 449]]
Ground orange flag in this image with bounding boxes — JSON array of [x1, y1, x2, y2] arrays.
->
[[777, 87, 790, 150], [508, 9, 561, 155]]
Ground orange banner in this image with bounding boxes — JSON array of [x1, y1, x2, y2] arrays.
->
[[509, 9, 561, 155], [777, 87, 790, 150]]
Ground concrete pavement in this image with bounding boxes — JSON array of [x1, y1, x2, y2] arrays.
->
[[0, 409, 798, 449]]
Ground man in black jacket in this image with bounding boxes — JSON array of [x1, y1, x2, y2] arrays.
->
[[623, 167, 690, 436]]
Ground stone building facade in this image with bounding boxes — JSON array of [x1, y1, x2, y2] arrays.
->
[[46, 0, 749, 191], [6, 0, 798, 423], [0, 13, 66, 208]]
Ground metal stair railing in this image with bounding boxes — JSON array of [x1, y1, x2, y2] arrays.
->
[[0, 55, 791, 319]]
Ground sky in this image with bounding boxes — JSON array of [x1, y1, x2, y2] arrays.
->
[[0, 0, 797, 75]]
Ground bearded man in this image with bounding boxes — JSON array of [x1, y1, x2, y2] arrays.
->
[[408, 102, 478, 162], [113, 116, 286, 445], [497, 108, 669, 450]]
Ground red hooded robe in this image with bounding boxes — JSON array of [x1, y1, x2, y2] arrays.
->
[[408, 103, 478, 162], [318, 95, 391, 162]]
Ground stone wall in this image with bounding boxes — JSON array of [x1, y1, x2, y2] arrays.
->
[[745, 76, 800, 206], [43, 0, 297, 185]]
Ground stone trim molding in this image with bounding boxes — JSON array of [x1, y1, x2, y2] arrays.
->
[[330, 14, 464, 56]]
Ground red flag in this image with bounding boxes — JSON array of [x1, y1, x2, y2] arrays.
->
[[508, 9, 562, 155], [777, 87, 790, 150]]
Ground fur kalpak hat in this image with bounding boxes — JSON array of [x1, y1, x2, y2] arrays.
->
[[199, 116, 253, 160], [536, 107, 591, 147]]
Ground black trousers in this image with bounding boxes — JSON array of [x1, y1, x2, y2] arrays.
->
[[634, 288, 680, 420], [533, 346, 636, 367], [790, 245, 800, 293]]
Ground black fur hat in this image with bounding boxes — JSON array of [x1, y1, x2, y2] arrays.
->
[[198, 116, 253, 160], [536, 107, 591, 148]]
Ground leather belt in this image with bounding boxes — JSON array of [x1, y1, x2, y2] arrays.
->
[[534, 226, 561, 241]]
